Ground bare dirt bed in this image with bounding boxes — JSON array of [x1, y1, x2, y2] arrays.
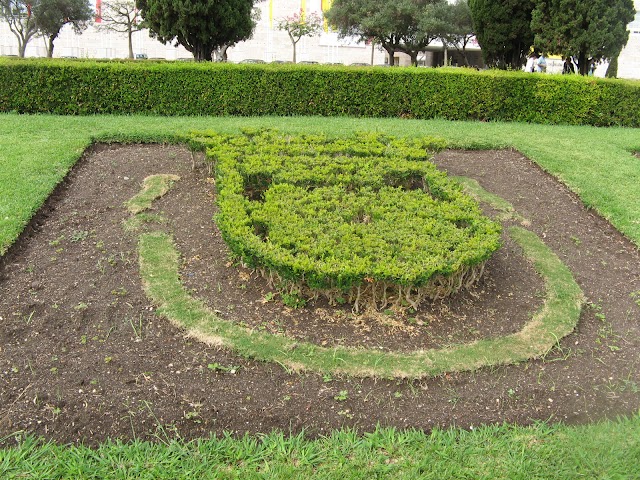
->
[[1, 144, 639, 446]]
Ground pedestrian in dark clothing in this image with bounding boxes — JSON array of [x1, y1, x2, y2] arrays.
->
[[562, 57, 575, 74]]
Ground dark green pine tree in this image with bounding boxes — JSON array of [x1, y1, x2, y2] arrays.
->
[[531, 0, 635, 75], [135, 0, 258, 61], [468, 0, 535, 69]]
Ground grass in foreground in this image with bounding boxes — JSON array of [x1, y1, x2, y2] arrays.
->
[[1, 114, 638, 476], [1, 417, 639, 479]]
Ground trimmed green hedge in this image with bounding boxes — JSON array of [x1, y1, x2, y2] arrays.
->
[[199, 129, 501, 311], [1, 58, 639, 126]]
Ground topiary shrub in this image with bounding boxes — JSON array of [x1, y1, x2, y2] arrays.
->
[[192, 129, 502, 312]]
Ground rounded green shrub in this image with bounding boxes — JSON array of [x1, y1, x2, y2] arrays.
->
[[197, 129, 501, 311]]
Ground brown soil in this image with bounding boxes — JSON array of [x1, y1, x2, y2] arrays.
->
[[1, 144, 639, 446]]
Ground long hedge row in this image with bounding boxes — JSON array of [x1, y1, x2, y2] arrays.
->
[[1, 58, 640, 126]]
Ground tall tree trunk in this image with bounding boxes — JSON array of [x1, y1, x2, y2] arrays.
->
[[18, 40, 27, 58], [578, 51, 588, 75], [128, 30, 134, 59], [458, 37, 471, 67], [213, 45, 229, 62], [289, 32, 298, 63], [382, 44, 395, 65], [605, 53, 619, 78], [193, 44, 213, 62], [47, 35, 55, 58], [410, 51, 418, 66], [459, 47, 470, 67]]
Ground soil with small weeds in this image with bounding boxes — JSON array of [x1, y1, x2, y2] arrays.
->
[[1, 144, 639, 446]]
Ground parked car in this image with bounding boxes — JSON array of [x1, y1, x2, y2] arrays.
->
[[239, 59, 266, 64], [134, 53, 148, 60]]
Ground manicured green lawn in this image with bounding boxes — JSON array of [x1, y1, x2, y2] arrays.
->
[[1, 419, 639, 479], [1, 113, 639, 478]]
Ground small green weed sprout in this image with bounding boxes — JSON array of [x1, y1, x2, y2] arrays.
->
[[334, 390, 349, 402], [281, 291, 306, 309], [70, 230, 89, 242]]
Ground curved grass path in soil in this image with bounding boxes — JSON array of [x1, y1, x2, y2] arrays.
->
[[139, 227, 582, 379], [135, 172, 584, 379]]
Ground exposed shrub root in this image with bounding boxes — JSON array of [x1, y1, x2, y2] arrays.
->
[[257, 261, 487, 313]]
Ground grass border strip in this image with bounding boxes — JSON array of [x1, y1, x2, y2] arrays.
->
[[124, 174, 180, 214], [453, 176, 530, 224], [138, 224, 583, 379]]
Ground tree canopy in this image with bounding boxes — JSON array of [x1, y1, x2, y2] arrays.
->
[[96, 0, 143, 59], [468, 0, 535, 69], [0, 0, 40, 57], [420, 0, 475, 66], [531, 0, 635, 75], [135, 0, 259, 61], [277, 10, 323, 63], [33, 0, 93, 57], [325, 0, 446, 66]]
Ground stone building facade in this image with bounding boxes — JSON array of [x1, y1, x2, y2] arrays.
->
[[0, 0, 638, 78]]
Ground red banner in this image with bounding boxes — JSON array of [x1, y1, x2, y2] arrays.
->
[[95, 0, 102, 23]]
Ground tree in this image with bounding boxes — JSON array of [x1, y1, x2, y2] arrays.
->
[[421, 0, 475, 66], [135, 0, 259, 61], [531, 0, 635, 75], [468, 0, 535, 69], [393, 0, 443, 66], [325, 0, 401, 64], [605, 54, 619, 78], [325, 0, 444, 66], [277, 10, 323, 63], [95, 0, 143, 59], [33, 0, 93, 57], [0, 0, 40, 57]]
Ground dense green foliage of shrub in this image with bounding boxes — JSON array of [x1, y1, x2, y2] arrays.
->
[[196, 129, 501, 310], [1, 58, 639, 126]]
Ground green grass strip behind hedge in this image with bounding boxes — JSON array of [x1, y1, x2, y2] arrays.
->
[[2, 59, 640, 126]]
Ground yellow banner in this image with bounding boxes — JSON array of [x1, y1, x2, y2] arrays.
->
[[321, 0, 333, 31]]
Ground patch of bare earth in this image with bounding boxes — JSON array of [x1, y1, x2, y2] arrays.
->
[[1, 144, 639, 446]]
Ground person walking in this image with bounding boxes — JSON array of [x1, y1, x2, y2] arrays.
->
[[525, 53, 536, 73], [562, 56, 575, 74], [536, 53, 547, 73]]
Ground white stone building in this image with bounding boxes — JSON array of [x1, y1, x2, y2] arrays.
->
[[619, 2, 640, 79], [1, 0, 639, 78]]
